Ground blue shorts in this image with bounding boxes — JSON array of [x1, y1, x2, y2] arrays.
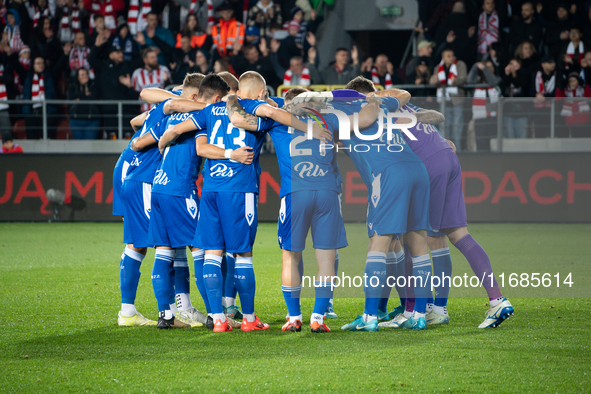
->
[[149, 192, 199, 248], [279, 190, 347, 252], [194, 191, 258, 254], [367, 162, 431, 237], [122, 180, 151, 248], [112, 159, 130, 217]]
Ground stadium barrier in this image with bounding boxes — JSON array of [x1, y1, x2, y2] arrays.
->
[[1, 153, 590, 223]]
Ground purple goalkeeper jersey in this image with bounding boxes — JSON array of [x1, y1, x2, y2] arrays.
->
[[399, 103, 452, 161]]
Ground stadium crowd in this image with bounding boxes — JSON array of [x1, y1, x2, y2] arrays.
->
[[0, 0, 590, 146]]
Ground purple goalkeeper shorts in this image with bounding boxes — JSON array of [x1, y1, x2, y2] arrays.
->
[[423, 149, 467, 236]]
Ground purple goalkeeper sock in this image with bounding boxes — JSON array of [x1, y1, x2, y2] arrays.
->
[[454, 234, 503, 300]]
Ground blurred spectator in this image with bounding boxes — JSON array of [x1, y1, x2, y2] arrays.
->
[[30, 18, 66, 70], [477, 0, 500, 60], [248, 0, 281, 38], [282, 55, 309, 86], [212, 1, 244, 59], [544, 3, 575, 60], [160, 0, 200, 36], [556, 72, 591, 137], [84, 0, 124, 32], [231, 40, 277, 86], [579, 51, 591, 85], [559, 27, 587, 74], [0, 54, 11, 133], [189, 0, 214, 35], [371, 54, 399, 88], [23, 56, 57, 139], [509, 2, 543, 52], [513, 40, 539, 78], [405, 40, 434, 82], [27, 0, 54, 29], [502, 58, 529, 138], [175, 13, 212, 51], [3, 8, 26, 53], [169, 35, 197, 83], [138, 12, 175, 66], [111, 23, 140, 63], [188, 48, 212, 75], [434, 1, 477, 67], [275, 20, 305, 68], [1, 135, 23, 153], [415, 0, 455, 41], [131, 47, 171, 112], [88, 14, 107, 45], [308, 46, 359, 85], [245, 25, 260, 45], [213, 56, 230, 73], [531, 56, 556, 99], [432, 47, 466, 150], [69, 31, 92, 79], [468, 59, 501, 151], [88, 33, 142, 137], [484, 41, 508, 70], [583, 4, 591, 49], [283, 6, 307, 46], [56, 0, 81, 43], [408, 57, 434, 98], [67, 67, 100, 139]]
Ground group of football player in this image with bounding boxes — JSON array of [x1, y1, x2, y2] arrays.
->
[[112, 69, 515, 333]]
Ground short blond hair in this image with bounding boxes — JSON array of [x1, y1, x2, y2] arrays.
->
[[218, 71, 239, 93], [183, 73, 206, 91], [239, 71, 266, 92]]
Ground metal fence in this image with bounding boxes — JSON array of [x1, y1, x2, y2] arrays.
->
[[3, 87, 591, 152]]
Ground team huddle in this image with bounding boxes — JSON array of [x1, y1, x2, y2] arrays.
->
[[112, 69, 514, 333]]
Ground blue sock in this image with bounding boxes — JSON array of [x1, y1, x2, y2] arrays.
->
[[174, 247, 190, 294], [431, 247, 452, 307], [412, 254, 432, 314], [192, 250, 209, 313], [152, 249, 175, 313], [222, 253, 237, 299], [168, 266, 176, 306], [313, 281, 333, 315], [394, 250, 406, 307], [378, 252, 396, 312], [203, 254, 223, 315], [234, 256, 256, 315], [364, 252, 387, 316], [282, 285, 301, 317], [334, 250, 339, 276], [120, 247, 145, 304]]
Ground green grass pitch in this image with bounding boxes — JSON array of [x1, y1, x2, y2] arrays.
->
[[0, 222, 590, 392]]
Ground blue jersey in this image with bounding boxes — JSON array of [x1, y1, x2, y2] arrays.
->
[[326, 97, 422, 177], [190, 98, 271, 193], [114, 128, 142, 182], [270, 96, 285, 108], [151, 111, 206, 198], [125, 100, 170, 183]]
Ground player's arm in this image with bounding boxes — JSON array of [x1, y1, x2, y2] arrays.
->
[[158, 118, 199, 153], [130, 132, 157, 152], [372, 88, 411, 107], [355, 97, 382, 129], [130, 111, 148, 132], [226, 95, 262, 131], [140, 88, 179, 104], [195, 135, 254, 164], [163, 99, 206, 115], [414, 109, 445, 125]]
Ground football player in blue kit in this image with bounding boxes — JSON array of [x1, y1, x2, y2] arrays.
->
[[159, 72, 313, 332], [228, 87, 381, 333], [125, 74, 211, 328]]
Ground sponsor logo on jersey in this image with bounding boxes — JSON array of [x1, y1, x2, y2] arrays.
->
[[153, 169, 171, 185], [294, 162, 328, 179], [210, 163, 234, 177], [130, 156, 142, 167]]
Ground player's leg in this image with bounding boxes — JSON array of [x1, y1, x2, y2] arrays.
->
[[446, 226, 514, 328], [324, 250, 339, 319], [149, 193, 190, 329], [426, 235, 451, 325], [310, 248, 335, 333], [221, 253, 242, 319], [378, 237, 396, 319], [119, 180, 156, 326], [194, 191, 231, 332], [221, 192, 269, 331], [281, 249, 303, 332], [379, 237, 406, 321]]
